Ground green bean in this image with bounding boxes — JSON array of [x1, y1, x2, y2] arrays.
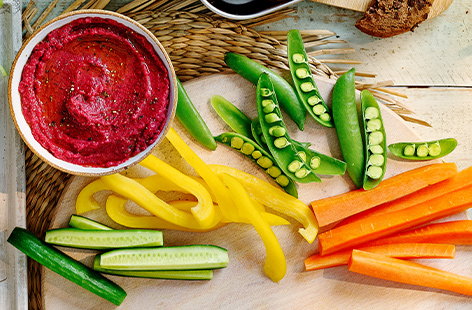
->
[[388, 138, 457, 161], [176, 78, 216, 150], [224, 52, 306, 130], [210, 95, 253, 138], [215, 132, 298, 197], [360, 90, 387, 189], [256, 73, 320, 183], [287, 30, 333, 128], [332, 68, 365, 188], [291, 141, 347, 176]]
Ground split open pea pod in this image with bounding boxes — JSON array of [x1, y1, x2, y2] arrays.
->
[[257, 73, 320, 183], [361, 90, 387, 190], [287, 29, 333, 128], [388, 138, 457, 161], [215, 132, 298, 197]]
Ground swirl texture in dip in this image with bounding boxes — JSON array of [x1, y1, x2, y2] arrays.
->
[[19, 17, 170, 167]]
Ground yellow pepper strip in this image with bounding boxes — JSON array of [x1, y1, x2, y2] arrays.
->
[[76, 179, 108, 214], [189, 175, 289, 226], [210, 164, 319, 243], [100, 173, 219, 229], [165, 128, 239, 221], [221, 174, 287, 282], [106, 195, 225, 232], [139, 155, 216, 228], [135, 175, 185, 193]]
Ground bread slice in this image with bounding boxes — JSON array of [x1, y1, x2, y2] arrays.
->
[[356, 0, 433, 38]]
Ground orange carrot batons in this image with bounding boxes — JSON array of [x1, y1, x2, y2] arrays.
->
[[341, 166, 472, 226], [369, 220, 472, 246], [305, 243, 455, 271], [318, 185, 472, 255], [311, 163, 458, 228], [349, 250, 472, 296]]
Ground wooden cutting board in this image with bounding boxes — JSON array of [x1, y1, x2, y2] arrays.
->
[[43, 74, 470, 309], [312, 0, 453, 18]]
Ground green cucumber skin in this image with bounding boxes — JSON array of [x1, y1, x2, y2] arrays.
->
[[93, 256, 213, 280], [100, 245, 229, 271], [7, 227, 126, 306], [45, 228, 163, 250], [69, 215, 113, 230], [361, 90, 387, 190], [332, 69, 365, 188]]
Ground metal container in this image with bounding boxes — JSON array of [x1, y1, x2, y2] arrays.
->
[[200, 0, 302, 20], [0, 0, 28, 309]]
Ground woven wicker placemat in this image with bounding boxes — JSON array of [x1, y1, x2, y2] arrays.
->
[[23, 8, 340, 310]]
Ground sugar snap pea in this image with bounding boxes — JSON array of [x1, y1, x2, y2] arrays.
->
[[210, 95, 253, 138], [287, 30, 333, 128], [224, 52, 306, 130], [360, 90, 387, 190], [388, 138, 457, 161], [215, 132, 298, 197], [176, 78, 216, 150], [332, 68, 364, 188], [257, 73, 320, 183], [291, 141, 347, 176]]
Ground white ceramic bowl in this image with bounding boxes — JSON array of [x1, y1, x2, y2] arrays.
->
[[9, 10, 177, 176]]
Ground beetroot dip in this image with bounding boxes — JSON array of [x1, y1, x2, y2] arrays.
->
[[19, 17, 170, 167]]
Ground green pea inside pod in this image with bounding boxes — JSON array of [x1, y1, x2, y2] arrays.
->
[[360, 90, 387, 190], [388, 138, 458, 161], [256, 73, 320, 183], [214, 132, 298, 197]]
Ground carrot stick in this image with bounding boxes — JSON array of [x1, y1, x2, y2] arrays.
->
[[368, 220, 472, 246], [305, 243, 455, 271], [318, 185, 472, 255], [311, 163, 458, 228], [349, 250, 472, 296], [341, 166, 472, 226]]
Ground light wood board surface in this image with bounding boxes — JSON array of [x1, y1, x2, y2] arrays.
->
[[43, 74, 470, 309]]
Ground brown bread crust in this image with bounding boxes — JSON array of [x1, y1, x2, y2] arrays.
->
[[356, 0, 433, 38]]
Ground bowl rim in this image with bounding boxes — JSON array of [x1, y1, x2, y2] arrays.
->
[[8, 9, 177, 177]]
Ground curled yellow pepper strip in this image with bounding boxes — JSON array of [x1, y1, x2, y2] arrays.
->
[[100, 173, 219, 229], [189, 175, 289, 226], [139, 155, 216, 228], [106, 195, 225, 232], [210, 164, 319, 243], [165, 128, 239, 221], [76, 179, 108, 214], [221, 174, 287, 282], [135, 175, 185, 193]]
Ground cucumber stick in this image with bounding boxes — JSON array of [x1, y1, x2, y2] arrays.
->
[[7, 227, 126, 305], [69, 215, 113, 230], [93, 256, 213, 280], [100, 245, 229, 270], [45, 228, 163, 250]]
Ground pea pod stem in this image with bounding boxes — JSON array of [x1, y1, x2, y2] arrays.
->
[[388, 138, 457, 161], [176, 78, 216, 150], [224, 52, 306, 130], [332, 68, 365, 188], [287, 29, 333, 128], [210, 95, 253, 138]]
